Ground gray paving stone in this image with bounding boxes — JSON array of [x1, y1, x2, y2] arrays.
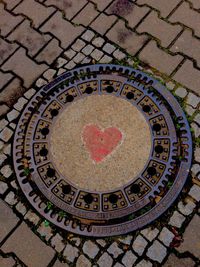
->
[[107, 242, 123, 258], [82, 44, 95, 55], [0, 127, 13, 142], [135, 260, 153, 267], [91, 49, 104, 61], [2, 222, 55, 267], [63, 244, 79, 262], [191, 164, 200, 176], [0, 181, 8, 194], [1, 165, 12, 178], [15, 201, 27, 216], [147, 240, 167, 263], [64, 49, 76, 60], [194, 147, 200, 162], [187, 92, 200, 108], [175, 87, 188, 98], [81, 30, 95, 41], [0, 256, 16, 267], [185, 105, 195, 116], [194, 113, 200, 125], [72, 39, 86, 51], [53, 259, 69, 267], [0, 119, 8, 130], [7, 109, 19, 122], [73, 52, 85, 63], [65, 61, 76, 70], [76, 255, 91, 267], [57, 68, 66, 75], [177, 215, 200, 259], [99, 55, 113, 63], [70, 237, 81, 247], [140, 227, 159, 241], [92, 37, 105, 47], [122, 251, 137, 266], [13, 97, 28, 111], [57, 57, 68, 68], [24, 88, 36, 99], [163, 254, 195, 267], [24, 210, 40, 225], [5, 191, 18, 206], [158, 227, 174, 247], [113, 49, 126, 60], [96, 239, 107, 247], [132, 235, 148, 256], [169, 211, 185, 228], [37, 221, 53, 241], [166, 81, 175, 90], [0, 153, 7, 166], [51, 233, 65, 252], [36, 78, 47, 88], [188, 184, 200, 201], [43, 69, 56, 81], [113, 263, 124, 267], [103, 43, 116, 54], [83, 240, 99, 259], [0, 199, 19, 242], [178, 199, 196, 215], [118, 235, 133, 245], [98, 253, 113, 267], [191, 122, 200, 138]]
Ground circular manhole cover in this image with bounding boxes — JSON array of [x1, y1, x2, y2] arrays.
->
[[13, 64, 192, 236]]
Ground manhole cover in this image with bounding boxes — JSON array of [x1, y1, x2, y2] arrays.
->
[[13, 64, 192, 236]]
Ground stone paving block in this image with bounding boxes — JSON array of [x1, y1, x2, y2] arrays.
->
[[0, 127, 13, 142], [0, 181, 8, 195], [0, 118, 8, 130], [81, 30, 95, 42], [107, 242, 123, 258], [37, 221, 53, 241], [2, 222, 55, 267], [71, 39, 86, 51], [195, 148, 200, 162], [90, 13, 117, 35], [4, 191, 17, 206], [36, 38, 63, 65], [64, 49, 76, 59], [169, 2, 200, 37], [53, 259, 69, 267], [189, 184, 200, 201], [82, 240, 99, 258], [3, 0, 21, 10], [51, 233, 65, 252], [169, 210, 186, 228], [0, 71, 13, 89], [2, 48, 48, 88], [1, 164, 12, 178], [136, 0, 180, 18], [73, 2, 99, 26], [158, 227, 174, 247], [173, 60, 200, 95], [118, 235, 133, 244], [141, 227, 159, 241], [7, 109, 19, 122], [45, 0, 87, 20], [0, 199, 19, 242], [139, 40, 183, 75], [106, 20, 148, 55], [98, 252, 113, 267], [8, 20, 50, 57], [91, 0, 113, 11], [187, 92, 200, 108], [171, 30, 200, 67], [0, 3, 23, 36], [136, 260, 153, 267], [92, 37, 105, 47], [178, 199, 196, 216], [175, 87, 188, 98], [189, 0, 200, 9], [163, 254, 195, 267], [24, 210, 40, 225], [91, 49, 104, 60], [82, 44, 95, 55], [194, 113, 200, 125], [13, 97, 28, 111], [63, 244, 79, 262], [147, 240, 167, 263], [122, 251, 137, 266], [76, 255, 91, 267], [0, 256, 16, 267], [0, 38, 18, 65], [132, 235, 148, 256], [99, 54, 112, 63], [177, 215, 200, 259], [40, 12, 84, 49], [107, 0, 150, 28], [137, 11, 182, 47], [13, 0, 55, 28]]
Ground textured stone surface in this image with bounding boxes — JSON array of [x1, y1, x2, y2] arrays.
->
[[175, 87, 188, 98], [83, 240, 99, 259], [2, 222, 55, 267], [169, 211, 186, 228], [141, 227, 159, 241], [107, 242, 123, 258], [132, 235, 148, 256], [73, 2, 99, 26], [188, 184, 200, 201], [178, 199, 196, 215], [177, 215, 200, 259], [91, 13, 117, 35], [98, 253, 113, 267], [37, 222, 53, 241], [0, 256, 16, 267], [147, 240, 167, 263], [158, 227, 175, 247], [51, 233, 65, 252], [0, 199, 19, 242], [164, 254, 195, 267], [122, 251, 137, 266], [63, 244, 79, 262], [76, 255, 91, 267], [135, 260, 153, 267]]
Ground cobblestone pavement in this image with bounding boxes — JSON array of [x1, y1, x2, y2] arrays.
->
[[0, 0, 200, 266]]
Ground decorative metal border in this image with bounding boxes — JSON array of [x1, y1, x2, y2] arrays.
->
[[13, 64, 192, 236]]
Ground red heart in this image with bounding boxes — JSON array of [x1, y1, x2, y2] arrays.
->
[[82, 125, 123, 163]]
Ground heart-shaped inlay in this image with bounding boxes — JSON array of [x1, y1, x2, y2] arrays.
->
[[82, 124, 123, 163]]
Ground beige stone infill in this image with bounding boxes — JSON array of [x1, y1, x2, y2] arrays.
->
[[50, 95, 152, 192]]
